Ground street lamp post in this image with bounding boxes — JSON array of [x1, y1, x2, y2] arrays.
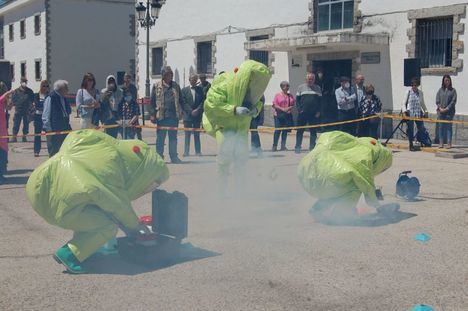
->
[[135, 0, 165, 125]]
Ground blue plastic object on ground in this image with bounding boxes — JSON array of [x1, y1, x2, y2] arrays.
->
[[414, 233, 432, 242], [411, 304, 434, 311]]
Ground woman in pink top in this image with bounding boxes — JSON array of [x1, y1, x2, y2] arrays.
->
[[272, 81, 295, 151], [0, 89, 13, 183]]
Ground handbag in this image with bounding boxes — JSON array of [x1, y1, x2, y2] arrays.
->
[[276, 94, 291, 121]]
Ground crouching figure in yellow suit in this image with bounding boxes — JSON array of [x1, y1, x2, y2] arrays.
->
[[298, 131, 393, 225], [26, 130, 169, 273], [202, 60, 271, 193]]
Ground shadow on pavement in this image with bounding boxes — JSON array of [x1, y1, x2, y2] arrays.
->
[[84, 243, 220, 276], [5, 169, 33, 175], [310, 209, 417, 227], [1, 176, 29, 185]]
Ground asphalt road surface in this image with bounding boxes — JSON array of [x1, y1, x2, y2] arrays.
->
[[1, 127, 467, 310]]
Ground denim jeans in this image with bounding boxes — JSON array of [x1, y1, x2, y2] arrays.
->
[[184, 120, 201, 155], [438, 115, 453, 144], [13, 112, 29, 136], [273, 116, 291, 148], [295, 111, 319, 150], [156, 118, 179, 160], [250, 118, 261, 150], [338, 109, 356, 136], [33, 114, 43, 154], [406, 120, 425, 147]]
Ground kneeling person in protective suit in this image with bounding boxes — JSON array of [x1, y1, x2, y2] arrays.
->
[[297, 131, 393, 224], [202, 60, 272, 193], [26, 130, 169, 273]]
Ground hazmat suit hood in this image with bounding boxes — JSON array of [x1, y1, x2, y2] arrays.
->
[[203, 60, 272, 136], [102, 75, 117, 93], [26, 130, 169, 230], [298, 131, 392, 207]]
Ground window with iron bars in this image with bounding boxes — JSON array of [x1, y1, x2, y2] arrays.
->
[[151, 47, 164, 76], [249, 35, 269, 67], [197, 41, 213, 74], [416, 17, 453, 68], [317, 0, 354, 32]]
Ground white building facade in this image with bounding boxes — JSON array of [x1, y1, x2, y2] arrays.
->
[[137, 0, 468, 126], [0, 0, 136, 92]]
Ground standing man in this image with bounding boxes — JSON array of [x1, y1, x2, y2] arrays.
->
[[122, 73, 142, 140], [335, 76, 357, 135], [250, 95, 265, 157], [11, 77, 34, 142], [199, 73, 211, 97], [295, 73, 322, 153], [181, 74, 204, 157], [42, 80, 72, 157], [354, 74, 365, 135], [149, 66, 184, 164]]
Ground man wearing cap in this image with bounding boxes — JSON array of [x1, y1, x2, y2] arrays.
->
[[149, 66, 186, 164], [294, 73, 323, 153], [11, 77, 34, 142], [199, 73, 211, 97], [335, 76, 357, 135]]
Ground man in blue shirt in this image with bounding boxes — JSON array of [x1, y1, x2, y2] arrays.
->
[[42, 80, 72, 157]]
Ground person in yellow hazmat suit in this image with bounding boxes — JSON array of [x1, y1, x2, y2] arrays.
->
[[202, 60, 272, 193], [26, 129, 169, 274], [297, 131, 393, 224]]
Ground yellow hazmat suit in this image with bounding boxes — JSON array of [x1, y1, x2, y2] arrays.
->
[[298, 131, 392, 218], [26, 130, 169, 262], [202, 60, 271, 177]]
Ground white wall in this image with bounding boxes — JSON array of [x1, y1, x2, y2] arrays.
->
[[2, 0, 46, 91], [362, 8, 468, 114], [148, 0, 310, 42], [361, 0, 468, 15], [48, 0, 134, 92], [165, 39, 196, 88]]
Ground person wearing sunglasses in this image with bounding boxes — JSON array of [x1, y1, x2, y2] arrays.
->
[[32, 80, 50, 157]]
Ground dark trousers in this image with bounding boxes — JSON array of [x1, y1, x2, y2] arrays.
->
[[33, 114, 43, 154], [122, 127, 136, 140], [12, 112, 29, 136], [184, 120, 201, 155], [295, 112, 319, 150], [438, 115, 453, 144], [47, 134, 67, 157], [338, 109, 357, 136], [156, 118, 179, 160], [406, 120, 425, 147], [273, 116, 290, 148], [6, 112, 10, 132], [358, 118, 379, 139], [136, 120, 143, 140], [0, 148, 7, 180], [250, 118, 261, 150]]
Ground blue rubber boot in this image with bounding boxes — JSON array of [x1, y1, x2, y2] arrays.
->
[[53, 244, 87, 274]]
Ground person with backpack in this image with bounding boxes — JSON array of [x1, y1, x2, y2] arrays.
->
[[401, 77, 429, 151]]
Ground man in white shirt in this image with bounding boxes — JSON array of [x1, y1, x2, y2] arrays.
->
[[335, 76, 357, 135]]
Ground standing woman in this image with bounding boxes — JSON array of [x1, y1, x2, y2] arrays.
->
[[33, 80, 50, 157], [272, 81, 295, 151], [358, 84, 382, 139], [436, 75, 457, 148], [76, 73, 100, 129], [402, 77, 428, 151]]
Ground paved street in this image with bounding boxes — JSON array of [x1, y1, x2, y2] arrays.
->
[[1, 121, 468, 310]]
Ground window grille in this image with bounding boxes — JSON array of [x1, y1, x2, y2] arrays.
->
[[151, 47, 163, 76], [197, 41, 213, 74], [416, 17, 453, 68], [249, 35, 269, 66]]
